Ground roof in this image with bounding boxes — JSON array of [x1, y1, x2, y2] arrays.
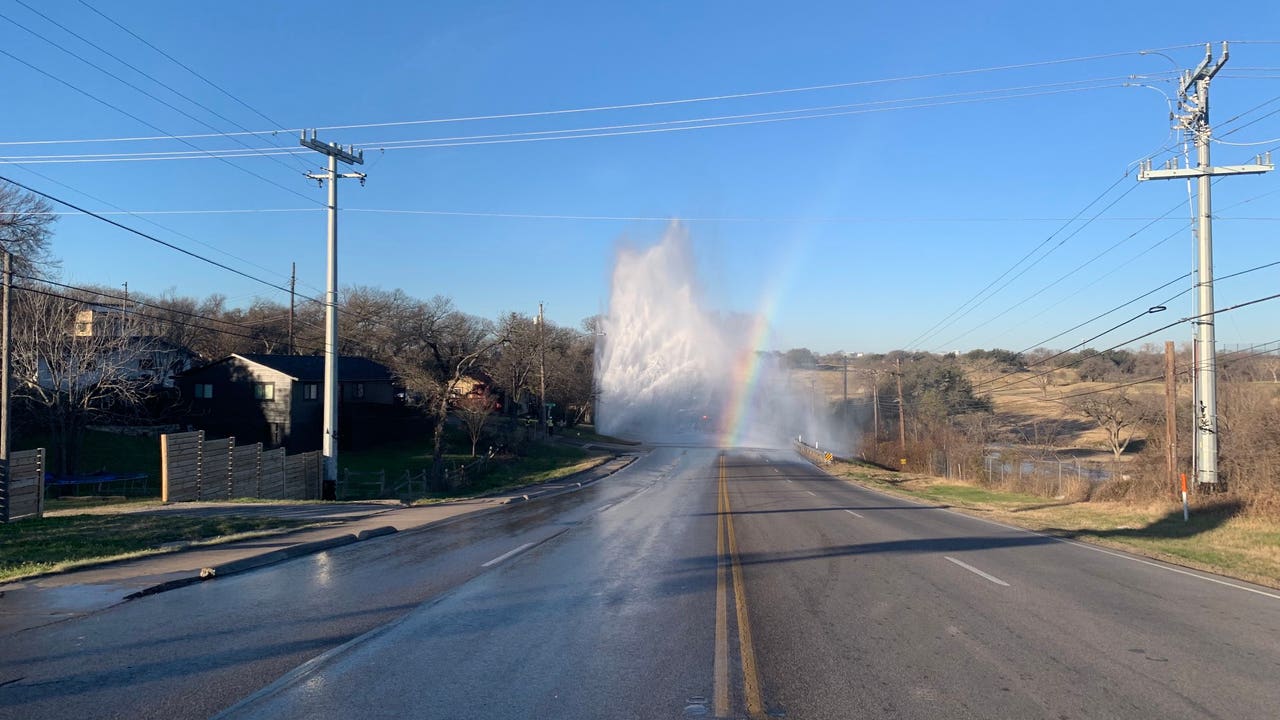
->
[[179, 354, 394, 382]]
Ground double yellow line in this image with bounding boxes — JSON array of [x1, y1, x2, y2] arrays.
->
[[714, 454, 765, 718]]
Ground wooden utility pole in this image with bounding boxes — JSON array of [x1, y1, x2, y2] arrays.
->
[[537, 302, 548, 438], [871, 372, 880, 440], [1165, 341, 1178, 500], [288, 262, 296, 355], [895, 358, 907, 454]]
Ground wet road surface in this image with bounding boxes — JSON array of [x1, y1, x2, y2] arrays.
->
[[5, 448, 1280, 719]]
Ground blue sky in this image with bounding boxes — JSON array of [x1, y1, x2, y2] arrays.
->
[[3, 0, 1279, 354]]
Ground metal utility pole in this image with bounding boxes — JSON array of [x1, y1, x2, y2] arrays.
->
[[1, 252, 11, 469], [537, 302, 548, 438], [1139, 42, 1272, 487], [0, 252, 8, 523], [288, 262, 296, 355], [1164, 341, 1178, 499], [300, 130, 365, 490]]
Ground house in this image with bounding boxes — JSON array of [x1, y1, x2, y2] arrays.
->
[[175, 354, 400, 452], [35, 301, 198, 394]]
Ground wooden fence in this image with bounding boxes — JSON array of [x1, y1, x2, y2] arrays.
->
[[2, 448, 46, 521], [161, 431, 320, 502]]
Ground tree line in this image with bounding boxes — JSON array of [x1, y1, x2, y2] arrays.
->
[[0, 181, 597, 481]]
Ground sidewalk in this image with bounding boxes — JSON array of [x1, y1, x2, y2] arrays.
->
[[0, 454, 638, 636]]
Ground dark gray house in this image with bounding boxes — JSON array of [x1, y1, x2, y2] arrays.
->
[[176, 354, 400, 452]]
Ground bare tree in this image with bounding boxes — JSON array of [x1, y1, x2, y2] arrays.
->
[[1031, 366, 1056, 398], [11, 286, 151, 475], [490, 312, 539, 417], [1070, 390, 1154, 462], [0, 181, 57, 276], [455, 391, 497, 457], [387, 298, 503, 485]]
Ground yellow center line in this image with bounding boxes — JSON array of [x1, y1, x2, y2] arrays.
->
[[714, 457, 730, 716], [722, 455, 766, 719]]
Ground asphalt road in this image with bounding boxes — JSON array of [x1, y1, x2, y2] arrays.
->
[[5, 448, 1280, 719]]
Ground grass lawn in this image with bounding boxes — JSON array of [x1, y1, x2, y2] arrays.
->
[[828, 460, 1280, 590], [337, 428, 611, 502], [558, 425, 640, 446], [0, 514, 314, 583]]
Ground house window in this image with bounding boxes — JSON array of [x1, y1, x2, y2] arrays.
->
[[254, 383, 275, 401], [194, 383, 213, 399], [303, 383, 319, 401], [353, 383, 365, 399]]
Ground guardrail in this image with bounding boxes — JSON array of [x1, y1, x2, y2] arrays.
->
[[794, 440, 834, 465]]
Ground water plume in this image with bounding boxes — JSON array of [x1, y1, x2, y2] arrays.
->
[[595, 222, 850, 452]]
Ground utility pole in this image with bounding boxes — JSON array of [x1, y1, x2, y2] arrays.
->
[[895, 358, 907, 455], [536, 302, 547, 438], [288, 261, 296, 355], [1164, 341, 1178, 500], [1, 252, 11, 522], [300, 130, 365, 493], [1139, 42, 1272, 487], [871, 371, 880, 440], [842, 353, 849, 430]]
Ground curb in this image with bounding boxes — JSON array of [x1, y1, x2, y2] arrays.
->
[[123, 532, 375, 600], [356, 525, 398, 541], [119, 456, 640, 601], [503, 455, 637, 504]]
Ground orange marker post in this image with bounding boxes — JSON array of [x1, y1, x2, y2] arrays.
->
[[1180, 473, 1189, 522]]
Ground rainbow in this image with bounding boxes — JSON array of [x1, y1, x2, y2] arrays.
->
[[718, 238, 806, 447], [719, 312, 774, 447]]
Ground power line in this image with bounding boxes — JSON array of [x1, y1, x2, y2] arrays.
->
[[11, 283, 277, 347], [0, 206, 1216, 222], [910, 174, 1155, 352], [974, 286, 1280, 398], [72, 0, 312, 173], [0, 173, 428, 344], [996, 222, 1194, 341], [2, 164, 310, 293], [0, 174, 295, 295], [974, 256, 1280, 398], [907, 75, 1280, 354], [14, 271, 272, 334], [1013, 271, 1192, 356], [0, 44, 1206, 148], [0, 46, 323, 207], [2, 2, 310, 176], [927, 192, 1190, 352], [0, 81, 1148, 164]]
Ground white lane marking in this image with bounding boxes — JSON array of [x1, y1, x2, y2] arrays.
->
[[481, 542, 535, 568], [806, 491, 817, 497], [944, 556, 1011, 587], [844, 509, 864, 518], [957, 512, 1280, 601], [803, 453, 1280, 599], [597, 503, 614, 512], [814, 463, 1280, 603], [784, 479, 792, 483]]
